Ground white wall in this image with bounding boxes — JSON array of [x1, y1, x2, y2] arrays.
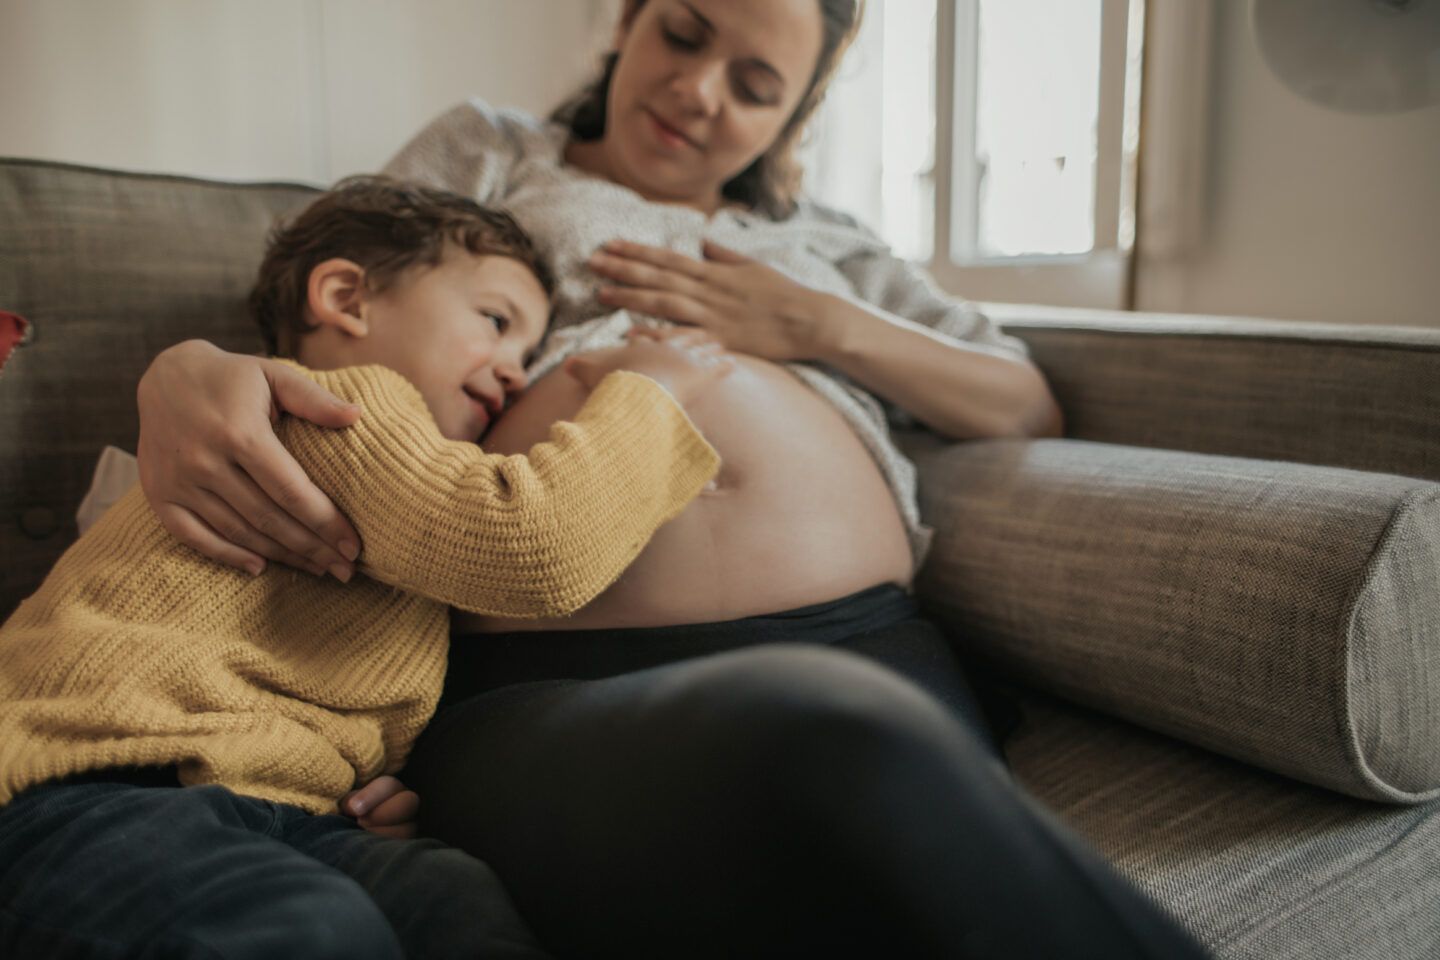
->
[[0, 0, 609, 184], [1135, 1, 1440, 329]]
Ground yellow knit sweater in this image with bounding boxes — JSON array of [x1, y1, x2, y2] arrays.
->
[[0, 364, 719, 813]]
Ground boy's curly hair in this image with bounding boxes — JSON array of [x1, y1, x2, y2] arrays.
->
[[250, 175, 553, 356]]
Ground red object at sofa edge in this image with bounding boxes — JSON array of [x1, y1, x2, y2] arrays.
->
[[0, 310, 28, 374]]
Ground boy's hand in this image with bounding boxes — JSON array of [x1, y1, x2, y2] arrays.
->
[[340, 775, 420, 840], [563, 326, 736, 406]]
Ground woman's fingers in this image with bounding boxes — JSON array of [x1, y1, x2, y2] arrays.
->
[[192, 487, 329, 577], [152, 502, 268, 577], [599, 240, 711, 281], [231, 433, 361, 574], [258, 362, 363, 564], [135, 343, 363, 571], [598, 287, 708, 326], [205, 465, 352, 580], [588, 251, 711, 301], [701, 239, 751, 264], [264, 359, 362, 430]]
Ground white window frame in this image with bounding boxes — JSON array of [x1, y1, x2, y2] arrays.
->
[[928, 0, 1146, 309]]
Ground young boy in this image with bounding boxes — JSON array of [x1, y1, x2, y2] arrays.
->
[[0, 176, 728, 960]]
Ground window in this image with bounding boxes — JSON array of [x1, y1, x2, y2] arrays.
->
[[802, 0, 1146, 309]]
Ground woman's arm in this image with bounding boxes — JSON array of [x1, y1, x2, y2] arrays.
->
[[137, 340, 364, 578], [588, 240, 1063, 441], [808, 292, 1063, 440], [380, 99, 530, 201]]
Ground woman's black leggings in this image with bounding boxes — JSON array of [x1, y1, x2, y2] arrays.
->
[[403, 586, 1209, 960]]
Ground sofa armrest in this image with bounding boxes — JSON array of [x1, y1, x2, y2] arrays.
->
[[907, 434, 1440, 804], [984, 302, 1440, 483]]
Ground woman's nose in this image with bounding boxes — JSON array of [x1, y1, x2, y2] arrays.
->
[[670, 60, 725, 115]]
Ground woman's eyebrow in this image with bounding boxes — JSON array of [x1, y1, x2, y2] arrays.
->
[[676, 2, 715, 34], [677, 1, 786, 86]]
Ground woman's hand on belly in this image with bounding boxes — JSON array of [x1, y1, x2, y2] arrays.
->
[[588, 239, 833, 363], [464, 352, 913, 632]]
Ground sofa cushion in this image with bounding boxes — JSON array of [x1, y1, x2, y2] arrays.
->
[[910, 436, 1440, 803], [0, 157, 320, 622], [1007, 691, 1440, 960]]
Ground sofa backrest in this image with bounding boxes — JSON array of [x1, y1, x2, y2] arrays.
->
[[984, 303, 1440, 483], [0, 157, 320, 620]]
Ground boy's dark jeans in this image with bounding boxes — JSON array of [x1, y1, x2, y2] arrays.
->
[[0, 771, 552, 960]]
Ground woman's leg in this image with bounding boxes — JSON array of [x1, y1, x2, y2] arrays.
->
[[403, 643, 1209, 960]]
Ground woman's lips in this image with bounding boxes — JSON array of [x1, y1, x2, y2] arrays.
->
[[645, 109, 697, 150]]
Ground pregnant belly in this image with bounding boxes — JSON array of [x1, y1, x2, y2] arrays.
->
[[453, 355, 914, 632]]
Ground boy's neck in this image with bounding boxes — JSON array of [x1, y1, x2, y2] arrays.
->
[[293, 328, 353, 371]]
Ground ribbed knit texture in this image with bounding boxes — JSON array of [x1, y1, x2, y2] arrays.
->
[[0, 365, 719, 813]]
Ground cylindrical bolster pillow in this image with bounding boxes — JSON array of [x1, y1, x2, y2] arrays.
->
[[909, 437, 1440, 804]]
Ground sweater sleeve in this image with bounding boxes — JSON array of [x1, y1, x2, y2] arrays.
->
[[380, 99, 527, 204], [278, 365, 720, 618]]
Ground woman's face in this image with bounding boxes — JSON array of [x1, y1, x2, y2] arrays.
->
[[602, 0, 825, 210]]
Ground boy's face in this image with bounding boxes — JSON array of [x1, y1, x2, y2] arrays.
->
[[355, 250, 549, 442]]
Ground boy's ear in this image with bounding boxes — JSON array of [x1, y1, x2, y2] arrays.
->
[[307, 258, 370, 338]]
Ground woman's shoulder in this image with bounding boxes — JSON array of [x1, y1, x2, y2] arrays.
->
[[787, 196, 865, 231], [423, 97, 563, 158], [382, 98, 567, 199]]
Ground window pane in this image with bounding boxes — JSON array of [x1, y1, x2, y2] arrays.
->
[[800, 0, 936, 261], [973, 0, 1103, 257], [878, 0, 937, 262]]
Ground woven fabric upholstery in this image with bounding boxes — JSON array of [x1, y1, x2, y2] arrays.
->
[[909, 435, 1440, 803], [986, 303, 1440, 483], [1007, 692, 1440, 960], [0, 158, 320, 621]]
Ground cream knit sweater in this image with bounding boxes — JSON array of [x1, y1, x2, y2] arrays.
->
[[0, 364, 719, 813]]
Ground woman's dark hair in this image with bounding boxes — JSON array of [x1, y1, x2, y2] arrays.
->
[[551, 0, 863, 220], [250, 175, 553, 357]]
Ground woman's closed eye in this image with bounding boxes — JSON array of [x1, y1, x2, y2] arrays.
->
[[663, 33, 772, 104], [662, 26, 702, 51]]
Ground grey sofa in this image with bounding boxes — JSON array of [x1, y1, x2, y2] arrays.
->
[[2, 156, 1438, 959]]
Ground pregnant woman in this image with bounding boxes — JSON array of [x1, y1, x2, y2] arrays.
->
[[136, 1, 1209, 957]]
